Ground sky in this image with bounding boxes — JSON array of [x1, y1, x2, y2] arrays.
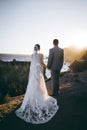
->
[[0, 0, 87, 55]]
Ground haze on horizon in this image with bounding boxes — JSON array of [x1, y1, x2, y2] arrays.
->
[[0, 0, 87, 55]]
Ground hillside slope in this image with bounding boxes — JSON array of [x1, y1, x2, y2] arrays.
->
[[0, 71, 87, 130]]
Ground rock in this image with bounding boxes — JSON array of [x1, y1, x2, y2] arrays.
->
[[69, 60, 87, 72]]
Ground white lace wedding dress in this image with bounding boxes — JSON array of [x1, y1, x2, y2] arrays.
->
[[15, 51, 58, 124]]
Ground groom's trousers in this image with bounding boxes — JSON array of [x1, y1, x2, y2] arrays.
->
[[51, 70, 60, 96]]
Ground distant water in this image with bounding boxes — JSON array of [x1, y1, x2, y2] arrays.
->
[[0, 53, 31, 61], [0, 54, 70, 78]]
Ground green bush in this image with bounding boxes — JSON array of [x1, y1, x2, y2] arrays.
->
[[0, 61, 30, 104]]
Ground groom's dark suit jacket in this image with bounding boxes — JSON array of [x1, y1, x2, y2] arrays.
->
[[47, 46, 64, 71]]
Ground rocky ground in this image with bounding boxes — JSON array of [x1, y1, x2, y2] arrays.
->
[[0, 70, 87, 130]]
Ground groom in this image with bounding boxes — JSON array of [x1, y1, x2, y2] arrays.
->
[[47, 39, 64, 96]]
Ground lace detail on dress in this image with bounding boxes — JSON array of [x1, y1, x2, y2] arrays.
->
[[15, 97, 58, 124]]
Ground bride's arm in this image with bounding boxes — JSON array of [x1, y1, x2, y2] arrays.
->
[[40, 54, 46, 69]]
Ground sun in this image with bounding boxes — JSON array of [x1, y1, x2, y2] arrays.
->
[[73, 32, 87, 49], [75, 42, 87, 49]]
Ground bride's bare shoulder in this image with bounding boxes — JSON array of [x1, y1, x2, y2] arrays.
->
[[39, 53, 44, 58]]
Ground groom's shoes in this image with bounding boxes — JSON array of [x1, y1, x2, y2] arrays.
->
[[50, 91, 60, 97], [51, 94, 58, 97]]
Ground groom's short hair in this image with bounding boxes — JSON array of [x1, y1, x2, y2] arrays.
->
[[53, 39, 59, 46]]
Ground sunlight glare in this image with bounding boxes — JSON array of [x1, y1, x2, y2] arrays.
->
[[73, 33, 87, 49]]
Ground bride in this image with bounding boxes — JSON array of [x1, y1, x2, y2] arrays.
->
[[15, 44, 59, 124]]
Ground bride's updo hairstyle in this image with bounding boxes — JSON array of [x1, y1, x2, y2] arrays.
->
[[34, 44, 40, 51]]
